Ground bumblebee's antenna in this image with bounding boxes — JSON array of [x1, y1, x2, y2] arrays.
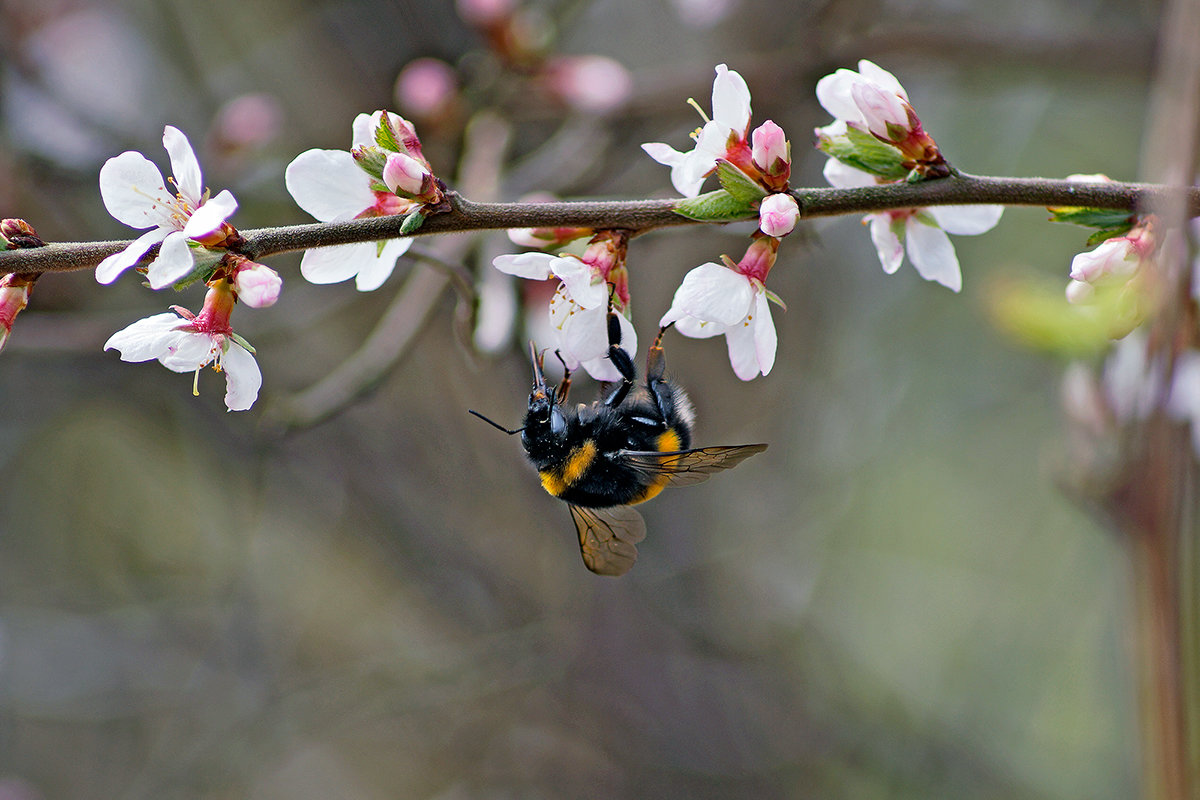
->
[[468, 409, 524, 435]]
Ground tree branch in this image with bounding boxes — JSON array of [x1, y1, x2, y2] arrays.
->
[[2, 173, 1197, 277]]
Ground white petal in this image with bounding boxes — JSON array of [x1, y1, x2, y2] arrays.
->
[[162, 125, 203, 204], [550, 257, 606, 309], [667, 262, 754, 327], [354, 238, 413, 291], [867, 213, 906, 274], [905, 218, 962, 291], [579, 312, 638, 381], [815, 69, 865, 122], [300, 242, 379, 285], [927, 204, 1004, 236], [98, 151, 173, 229], [351, 112, 377, 149], [724, 321, 760, 380], [146, 232, 196, 289], [822, 157, 876, 189], [493, 252, 557, 280], [221, 342, 262, 411], [751, 292, 777, 376], [285, 149, 375, 221], [668, 313, 726, 339], [95, 227, 169, 284], [158, 331, 218, 372], [711, 64, 752, 133], [182, 189, 237, 238], [641, 142, 687, 168], [559, 303, 610, 365], [856, 60, 908, 100], [642, 142, 706, 197], [104, 312, 187, 361]]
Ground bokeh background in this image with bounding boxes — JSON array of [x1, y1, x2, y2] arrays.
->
[[0, 0, 1160, 797]]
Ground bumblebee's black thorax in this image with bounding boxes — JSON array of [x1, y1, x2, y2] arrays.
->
[[523, 383, 694, 508]]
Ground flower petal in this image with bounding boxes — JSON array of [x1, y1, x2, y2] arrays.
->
[[822, 157, 876, 189], [182, 189, 238, 238], [146, 232, 196, 289], [221, 341, 262, 411], [815, 68, 865, 123], [285, 149, 375, 222], [104, 312, 187, 361], [711, 64, 752, 133], [95, 227, 169, 284], [856, 60, 908, 100], [578, 312, 638, 382], [666, 262, 754, 327], [905, 218, 962, 291], [866, 213, 906, 275], [300, 242, 380, 285], [493, 252, 557, 280], [354, 238, 413, 291], [751, 291, 777, 376], [162, 125, 203, 205], [98, 151, 174, 229], [927, 204, 1004, 236], [669, 313, 726, 339], [550, 257, 606, 309], [158, 331, 218, 372]]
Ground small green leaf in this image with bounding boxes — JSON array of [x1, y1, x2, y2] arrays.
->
[[374, 118, 400, 152], [229, 332, 256, 353], [400, 208, 426, 235], [1085, 226, 1135, 247], [716, 160, 768, 204], [1048, 206, 1134, 230], [674, 190, 757, 222], [819, 126, 908, 181]]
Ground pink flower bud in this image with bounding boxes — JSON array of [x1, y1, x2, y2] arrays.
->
[[232, 261, 282, 309], [394, 58, 458, 121], [850, 81, 911, 142], [758, 193, 800, 238], [543, 56, 633, 114], [382, 151, 431, 197], [0, 277, 32, 352], [751, 120, 789, 175], [1069, 237, 1139, 283]]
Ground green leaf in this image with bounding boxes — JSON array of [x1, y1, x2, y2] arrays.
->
[[1085, 226, 1135, 247], [374, 118, 400, 152], [1048, 206, 1134, 230], [674, 190, 757, 222], [400, 208, 425, 235], [716, 160, 768, 204], [819, 125, 908, 181], [229, 332, 256, 354]]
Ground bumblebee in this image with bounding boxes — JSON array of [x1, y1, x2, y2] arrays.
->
[[471, 311, 767, 576]]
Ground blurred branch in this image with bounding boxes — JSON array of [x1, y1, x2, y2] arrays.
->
[[3, 174, 1198, 277]]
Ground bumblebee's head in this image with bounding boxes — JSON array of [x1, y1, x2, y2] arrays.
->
[[522, 342, 567, 454]]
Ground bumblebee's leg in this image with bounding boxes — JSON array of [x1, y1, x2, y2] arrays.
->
[[646, 324, 675, 421], [602, 310, 636, 408], [553, 349, 572, 404]]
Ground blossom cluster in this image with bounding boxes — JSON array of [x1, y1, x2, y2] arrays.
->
[[96, 111, 445, 411]]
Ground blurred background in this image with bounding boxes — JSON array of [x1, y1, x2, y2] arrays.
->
[[0, 0, 1159, 796]]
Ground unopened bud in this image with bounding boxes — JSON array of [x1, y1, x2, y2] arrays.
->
[[231, 258, 282, 309], [0, 219, 45, 250], [758, 193, 800, 238], [383, 151, 432, 198]]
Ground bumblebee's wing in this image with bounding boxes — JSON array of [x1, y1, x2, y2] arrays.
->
[[622, 443, 768, 487], [569, 504, 647, 577]]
